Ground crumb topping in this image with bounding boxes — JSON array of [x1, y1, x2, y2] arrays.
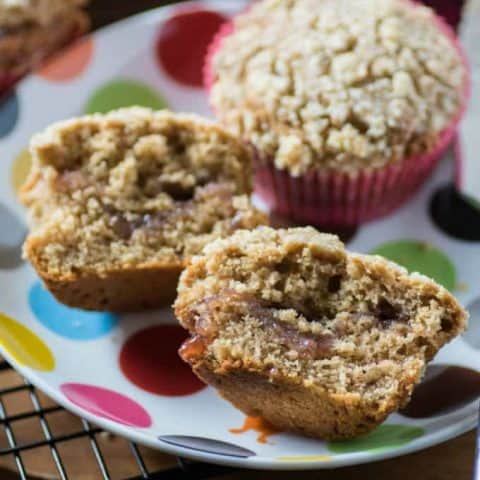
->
[[210, 0, 467, 175]]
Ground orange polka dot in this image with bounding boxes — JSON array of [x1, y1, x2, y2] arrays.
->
[[39, 36, 94, 82]]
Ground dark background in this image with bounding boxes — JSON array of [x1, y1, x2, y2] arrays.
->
[[88, 0, 181, 29], [87, 0, 464, 31]]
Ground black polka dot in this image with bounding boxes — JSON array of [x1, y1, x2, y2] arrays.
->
[[429, 184, 480, 242]]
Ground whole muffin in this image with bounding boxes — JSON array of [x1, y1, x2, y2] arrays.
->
[[0, 0, 89, 93], [21, 107, 267, 311], [206, 0, 469, 228], [175, 226, 467, 440]]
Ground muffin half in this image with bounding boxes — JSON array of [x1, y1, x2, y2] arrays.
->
[[21, 107, 267, 311], [175, 226, 467, 440]]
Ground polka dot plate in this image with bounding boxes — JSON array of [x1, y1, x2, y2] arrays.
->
[[0, 0, 479, 471]]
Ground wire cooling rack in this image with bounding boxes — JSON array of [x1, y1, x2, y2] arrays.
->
[[0, 359, 237, 480]]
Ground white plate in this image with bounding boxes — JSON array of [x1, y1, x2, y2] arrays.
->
[[0, 0, 478, 470]]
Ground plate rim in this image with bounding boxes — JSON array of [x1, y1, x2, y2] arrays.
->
[[2, 343, 477, 471]]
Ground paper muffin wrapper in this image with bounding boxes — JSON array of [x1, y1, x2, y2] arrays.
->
[[254, 128, 456, 228], [205, 2, 471, 228]]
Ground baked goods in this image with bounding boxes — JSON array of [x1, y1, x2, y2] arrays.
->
[[175, 226, 467, 440], [0, 0, 89, 93], [21, 107, 267, 311], [206, 0, 469, 227]]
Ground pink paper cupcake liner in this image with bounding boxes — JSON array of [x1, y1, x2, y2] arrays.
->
[[254, 127, 456, 227], [205, 2, 471, 228], [204, 20, 234, 94]]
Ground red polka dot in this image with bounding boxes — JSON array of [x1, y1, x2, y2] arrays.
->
[[156, 8, 227, 87], [119, 325, 206, 396], [60, 383, 152, 428], [39, 37, 94, 82]]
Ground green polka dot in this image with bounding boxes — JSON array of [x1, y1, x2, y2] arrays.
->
[[328, 425, 424, 454], [85, 79, 168, 114], [370, 240, 456, 291]]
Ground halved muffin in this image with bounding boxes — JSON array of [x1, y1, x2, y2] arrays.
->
[[21, 107, 267, 311], [175, 226, 467, 440]]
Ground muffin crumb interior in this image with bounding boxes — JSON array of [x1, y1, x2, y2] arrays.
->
[[176, 227, 466, 407], [21, 107, 265, 276]]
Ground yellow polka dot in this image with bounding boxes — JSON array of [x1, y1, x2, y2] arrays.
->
[[11, 149, 32, 194], [277, 455, 332, 462], [0, 313, 55, 371]]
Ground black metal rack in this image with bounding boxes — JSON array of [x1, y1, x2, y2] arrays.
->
[[0, 360, 236, 480]]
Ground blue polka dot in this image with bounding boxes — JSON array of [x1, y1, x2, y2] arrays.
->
[[0, 92, 19, 138], [29, 282, 118, 340]]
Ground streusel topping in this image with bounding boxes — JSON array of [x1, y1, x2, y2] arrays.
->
[[210, 0, 467, 175], [0, 0, 86, 28]]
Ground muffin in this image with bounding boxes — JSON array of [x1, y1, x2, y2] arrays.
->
[[206, 0, 469, 228], [20, 107, 267, 312], [175, 226, 467, 440], [0, 0, 89, 93]]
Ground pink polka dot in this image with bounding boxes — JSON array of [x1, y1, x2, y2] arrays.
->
[[60, 383, 152, 428], [119, 325, 206, 397], [156, 8, 227, 87], [39, 37, 94, 82]]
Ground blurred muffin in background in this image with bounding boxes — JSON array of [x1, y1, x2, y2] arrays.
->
[[206, 0, 469, 229], [0, 0, 89, 93]]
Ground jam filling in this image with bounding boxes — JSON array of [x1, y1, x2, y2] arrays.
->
[[181, 289, 412, 364], [183, 291, 335, 361], [55, 177, 243, 241], [179, 335, 207, 362], [104, 183, 245, 241], [105, 205, 188, 241]]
